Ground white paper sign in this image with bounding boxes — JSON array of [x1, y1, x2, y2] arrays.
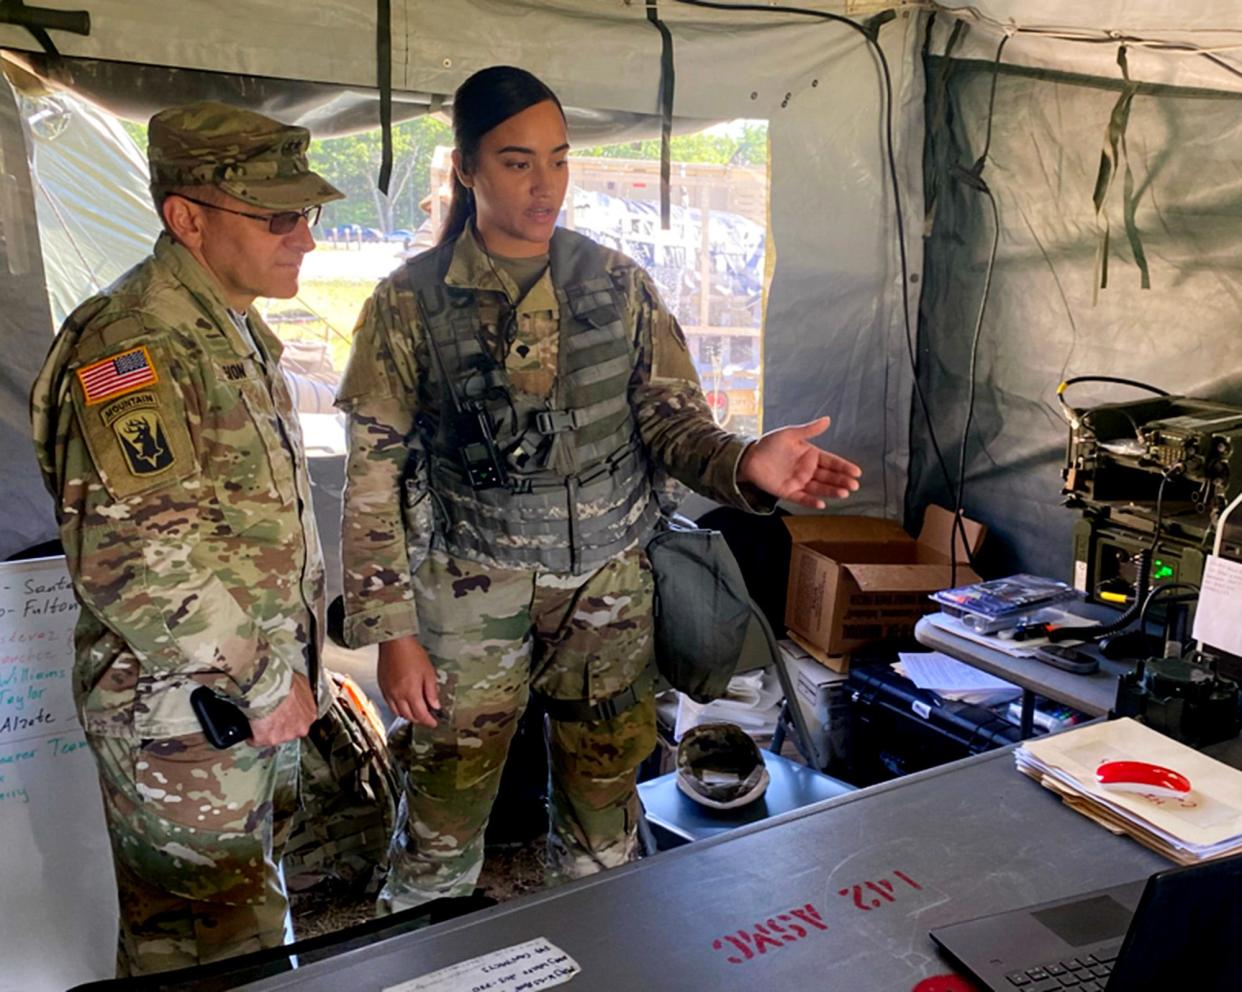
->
[[1193, 554, 1242, 657], [384, 938, 581, 992], [0, 557, 116, 992]]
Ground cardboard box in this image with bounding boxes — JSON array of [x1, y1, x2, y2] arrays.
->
[[779, 639, 851, 764], [788, 631, 850, 674], [783, 506, 985, 658], [779, 638, 848, 710]]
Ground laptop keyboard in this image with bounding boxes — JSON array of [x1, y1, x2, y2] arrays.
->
[[1003, 946, 1119, 991]]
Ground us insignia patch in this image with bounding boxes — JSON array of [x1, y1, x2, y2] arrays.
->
[[104, 396, 176, 477], [77, 346, 158, 405]]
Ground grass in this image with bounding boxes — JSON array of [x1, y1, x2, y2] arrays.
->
[[261, 278, 373, 372]]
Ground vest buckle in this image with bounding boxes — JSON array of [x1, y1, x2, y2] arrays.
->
[[535, 409, 582, 435]]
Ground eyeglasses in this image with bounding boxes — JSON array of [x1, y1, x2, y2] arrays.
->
[[172, 194, 321, 235]]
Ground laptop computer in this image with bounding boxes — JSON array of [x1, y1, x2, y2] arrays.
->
[[929, 851, 1242, 991]]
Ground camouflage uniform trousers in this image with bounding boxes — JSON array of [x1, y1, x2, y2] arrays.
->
[[88, 731, 300, 976], [378, 545, 658, 913]]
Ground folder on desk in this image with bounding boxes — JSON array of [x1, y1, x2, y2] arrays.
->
[[1015, 718, 1242, 864]]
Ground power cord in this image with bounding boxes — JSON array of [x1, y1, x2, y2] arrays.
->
[[948, 33, 1008, 586], [1056, 375, 1169, 429], [1049, 465, 1181, 645], [1137, 582, 1200, 650]]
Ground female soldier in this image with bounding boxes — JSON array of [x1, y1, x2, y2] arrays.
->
[[336, 65, 861, 912]]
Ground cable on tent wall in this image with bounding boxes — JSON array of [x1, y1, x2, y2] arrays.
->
[[934, 4, 1242, 84], [944, 31, 1006, 586], [645, 0, 676, 230], [671, 0, 979, 568]]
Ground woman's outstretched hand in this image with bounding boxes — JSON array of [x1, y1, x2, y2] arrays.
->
[[737, 416, 862, 509]]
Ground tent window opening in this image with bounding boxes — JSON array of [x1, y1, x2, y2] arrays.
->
[[23, 92, 768, 438], [562, 120, 769, 435]]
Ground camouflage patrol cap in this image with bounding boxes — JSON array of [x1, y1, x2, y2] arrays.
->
[[148, 101, 344, 211], [676, 722, 770, 810]]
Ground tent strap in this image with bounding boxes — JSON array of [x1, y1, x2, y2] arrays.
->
[[0, 0, 89, 57], [1092, 45, 1149, 293], [645, 0, 674, 231], [376, 0, 392, 195]]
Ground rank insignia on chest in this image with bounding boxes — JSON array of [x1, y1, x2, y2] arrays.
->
[[76, 346, 159, 404]]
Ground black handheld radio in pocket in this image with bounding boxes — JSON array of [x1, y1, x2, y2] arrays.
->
[[421, 298, 512, 492], [190, 686, 252, 748]]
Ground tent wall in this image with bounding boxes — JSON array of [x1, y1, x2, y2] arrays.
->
[[0, 82, 59, 559], [909, 51, 1242, 578], [0, 2, 929, 560], [12, 2, 1240, 567], [766, 18, 926, 516]]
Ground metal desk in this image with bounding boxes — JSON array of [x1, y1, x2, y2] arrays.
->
[[637, 749, 854, 845], [915, 613, 1133, 736], [108, 745, 1173, 992]]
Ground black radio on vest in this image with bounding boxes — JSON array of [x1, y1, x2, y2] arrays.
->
[[452, 402, 509, 490]]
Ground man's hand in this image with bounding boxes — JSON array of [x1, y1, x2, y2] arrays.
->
[[738, 416, 862, 509], [378, 635, 441, 728], [248, 673, 317, 746]]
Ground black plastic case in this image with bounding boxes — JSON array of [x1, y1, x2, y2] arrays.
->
[[846, 662, 1022, 786]]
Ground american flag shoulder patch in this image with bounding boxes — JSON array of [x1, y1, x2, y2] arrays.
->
[[76, 346, 159, 405]]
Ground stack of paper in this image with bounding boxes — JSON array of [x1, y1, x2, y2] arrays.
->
[[674, 667, 784, 743], [1016, 718, 1242, 864], [895, 651, 1022, 707]]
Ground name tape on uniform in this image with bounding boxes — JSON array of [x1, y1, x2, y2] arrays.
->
[[383, 937, 581, 992]]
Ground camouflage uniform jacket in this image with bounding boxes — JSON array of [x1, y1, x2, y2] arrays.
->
[[30, 233, 327, 739], [336, 224, 771, 648]]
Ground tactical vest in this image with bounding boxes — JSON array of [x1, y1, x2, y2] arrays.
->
[[395, 229, 661, 574]]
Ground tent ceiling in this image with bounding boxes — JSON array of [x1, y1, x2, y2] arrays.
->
[[0, 1, 869, 121]]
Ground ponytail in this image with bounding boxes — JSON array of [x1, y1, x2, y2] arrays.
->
[[438, 172, 475, 245]]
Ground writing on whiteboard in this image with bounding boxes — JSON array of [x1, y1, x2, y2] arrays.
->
[[0, 564, 78, 749], [0, 556, 116, 992]]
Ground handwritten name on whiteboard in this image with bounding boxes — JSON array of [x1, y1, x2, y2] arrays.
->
[[0, 560, 78, 747], [384, 938, 580, 992]]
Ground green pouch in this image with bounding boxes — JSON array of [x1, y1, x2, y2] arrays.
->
[[647, 516, 752, 704]]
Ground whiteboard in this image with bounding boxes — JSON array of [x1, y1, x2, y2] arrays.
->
[[0, 557, 116, 991]]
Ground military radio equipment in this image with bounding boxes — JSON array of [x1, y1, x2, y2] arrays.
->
[[452, 401, 509, 491], [1063, 393, 1242, 537], [1059, 384, 1242, 609], [420, 298, 511, 492], [1114, 653, 1241, 749]]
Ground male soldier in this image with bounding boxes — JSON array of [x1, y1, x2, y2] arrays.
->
[[30, 102, 342, 976]]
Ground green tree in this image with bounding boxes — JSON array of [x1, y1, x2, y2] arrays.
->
[[120, 113, 763, 234], [121, 119, 147, 153], [310, 115, 451, 233], [575, 121, 768, 167]]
